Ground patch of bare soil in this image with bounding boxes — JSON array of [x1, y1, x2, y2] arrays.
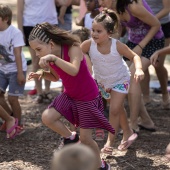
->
[[0, 1, 170, 169], [0, 88, 170, 170]]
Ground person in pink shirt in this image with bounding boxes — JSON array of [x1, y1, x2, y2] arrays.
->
[[28, 22, 114, 170]]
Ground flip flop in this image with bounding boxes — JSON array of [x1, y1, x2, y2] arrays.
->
[[138, 124, 156, 132], [118, 133, 138, 151], [6, 118, 18, 139]]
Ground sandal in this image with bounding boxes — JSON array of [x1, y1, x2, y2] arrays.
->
[[101, 145, 113, 155], [95, 129, 105, 141], [6, 118, 19, 139], [118, 133, 138, 151], [44, 92, 53, 103], [34, 94, 45, 104]]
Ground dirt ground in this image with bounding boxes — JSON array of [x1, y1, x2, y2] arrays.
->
[[0, 1, 170, 170], [1, 86, 170, 170]]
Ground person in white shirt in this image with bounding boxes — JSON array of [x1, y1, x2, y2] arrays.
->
[[17, 0, 58, 103], [0, 4, 27, 134]]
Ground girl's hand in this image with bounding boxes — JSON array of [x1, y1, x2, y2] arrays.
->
[[28, 70, 44, 80], [39, 54, 56, 68], [134, 68, 144, 83], [150, 52, 159, 67]]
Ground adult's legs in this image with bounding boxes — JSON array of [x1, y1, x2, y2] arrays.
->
[[44, 80, 51, 93], [141, 69, 150, 104], [141, 38, 170, 106], [128, 57, 154, 131], [155, 38, 170, 107]]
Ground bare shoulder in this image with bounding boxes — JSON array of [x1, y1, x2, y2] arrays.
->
[[68, 44, 83, 59], [128, 0, 145, 14], [80, 39, 92, 53], [116, 40, 129, 55]]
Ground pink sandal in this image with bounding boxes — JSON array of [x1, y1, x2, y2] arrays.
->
[[118, 133, 138, 151], [95, 129, 105, 141], [6, 118, 19, 139]]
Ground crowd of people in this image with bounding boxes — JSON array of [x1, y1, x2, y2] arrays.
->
[[0, 0, 170, 169]]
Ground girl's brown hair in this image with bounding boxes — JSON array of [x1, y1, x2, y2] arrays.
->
[[93, 8, 119, 34], [29, 22, 80, 46]]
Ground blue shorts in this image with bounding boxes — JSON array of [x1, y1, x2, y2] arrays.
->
[[0, 70, 26, 96]]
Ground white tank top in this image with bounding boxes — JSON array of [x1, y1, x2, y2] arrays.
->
[[23, 0, 58, 26], [89, 38, 131, 88]]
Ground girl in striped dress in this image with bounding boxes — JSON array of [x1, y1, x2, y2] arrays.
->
[[27, 22, 114, 170]]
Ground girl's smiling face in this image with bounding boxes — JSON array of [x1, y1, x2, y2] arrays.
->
[[91, 21, 109, 44]]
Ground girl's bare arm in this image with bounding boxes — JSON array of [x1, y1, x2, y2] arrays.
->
[[129, 1, 161, 48]]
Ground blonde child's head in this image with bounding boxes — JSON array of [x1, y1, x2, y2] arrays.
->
[[72, 27, 90, 42], [0, 4, 12, 25], [51, 144, 98, 170], [93, 8, 119, 35]]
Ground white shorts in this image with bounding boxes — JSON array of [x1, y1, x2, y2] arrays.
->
[[112, 81, 130, 94]]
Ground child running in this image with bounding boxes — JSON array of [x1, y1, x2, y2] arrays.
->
[[28, 22, 115, 170], [81, 8, 144, 154]]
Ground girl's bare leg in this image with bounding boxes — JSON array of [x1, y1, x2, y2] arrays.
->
[[42, 108, 72, 138], [80, 128, 101, 168], [105, 91, 133, 147]]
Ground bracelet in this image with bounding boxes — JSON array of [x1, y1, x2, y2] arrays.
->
[[137, 44, 143, 50], [53, 58, 57, 64]]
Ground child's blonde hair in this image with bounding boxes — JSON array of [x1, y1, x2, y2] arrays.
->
[[51, 144, 98, 170], [0, 4, 12, 25], [72, 28, 90, 42]]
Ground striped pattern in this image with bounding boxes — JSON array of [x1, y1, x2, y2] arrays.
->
[[48, 93, 115, 134]]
